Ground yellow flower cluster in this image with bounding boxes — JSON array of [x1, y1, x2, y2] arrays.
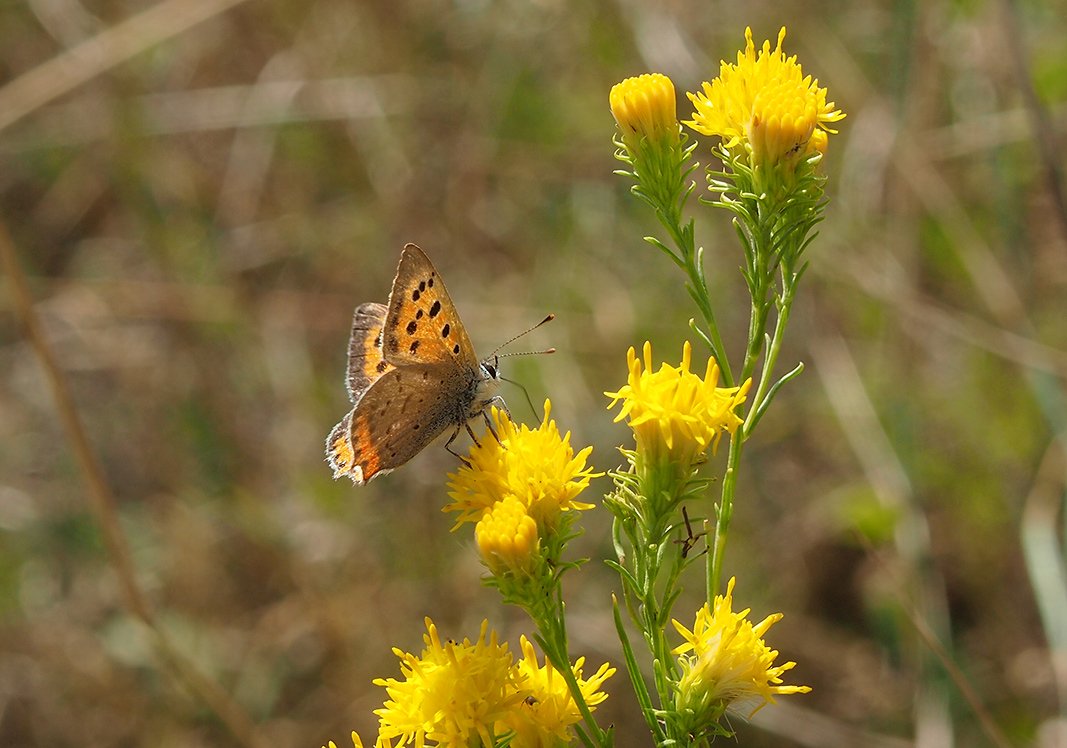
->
[[446, 400, 598, 573], [609, 72, 679, 153], [474, 495, 540, 576], [605, 341, 750, 472], [672, 577, 810, 727], [503, 636, 615, 747], [374, 619, 517, 747], [332, 618, 613, 748], [685, 27, 845, 168]]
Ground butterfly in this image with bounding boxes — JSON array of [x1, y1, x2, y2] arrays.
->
[[326, 243, 507, 485]]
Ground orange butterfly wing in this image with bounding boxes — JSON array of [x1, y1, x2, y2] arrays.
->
[[346, 363, 469, 483], [380, 243, 479, 370], [345, 302, 393, 403], [327, 302, 394, 481], [325, 410, 358, 480]]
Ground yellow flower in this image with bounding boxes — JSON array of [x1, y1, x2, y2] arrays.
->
[[366, 621, 612, 748], [503, 636, 615, 748], [373, 618, 524, 747], [609, 73, 679, 153], [605, 341, 751, 471], [445, 400, 598, 531], [685, 27, 845, 168], [672, 577, 810, 729], [475, 495, 540, 575]]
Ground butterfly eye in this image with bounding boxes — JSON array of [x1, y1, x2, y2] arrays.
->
[[482, 362, 498, 379]]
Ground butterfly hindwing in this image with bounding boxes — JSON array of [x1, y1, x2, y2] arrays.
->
[[325, 409, 359, 481], [347, 364, 468, 483], [381, 243, 478, 370], [346, 302, 392, 403]]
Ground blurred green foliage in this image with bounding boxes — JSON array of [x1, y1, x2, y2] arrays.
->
[[1, 1, 1065, 746]]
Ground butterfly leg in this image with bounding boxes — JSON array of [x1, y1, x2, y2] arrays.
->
[[486, 395, 512, 421], [480, 409, 505, 446], [464, 421, 483, 448], [481, 395, 511, 446], [445, 424, 474, 467]]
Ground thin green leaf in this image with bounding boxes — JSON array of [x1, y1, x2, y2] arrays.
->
[[746, 360, 804, 435]]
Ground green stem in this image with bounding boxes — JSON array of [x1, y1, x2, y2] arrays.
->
[[610, 461, 697, 744], [611, 595, 665, 744], [708, 429, 743, 600], [704, 200, 785, 601], [530, 590, 612, 748], [638, 556, 676, 700], [746, 281, 797, 431], [682, 246, 733, 386], [740, 290, 770, 385], [646, 154, 733, 385]]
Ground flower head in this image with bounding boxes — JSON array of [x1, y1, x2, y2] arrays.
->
[[475, 495, 540, 576], [502, 636, 615, 748], [610, 73, 680, 154], [605, 341, 750, 473], [446, 401, 598, 532], [373, 618, 524, 747], [672, 578, 810, 734], [363, 621, 613, 748], [685, 27, 844, 169]]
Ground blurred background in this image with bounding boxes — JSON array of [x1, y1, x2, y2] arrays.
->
[[1, 0, 1065, 746]]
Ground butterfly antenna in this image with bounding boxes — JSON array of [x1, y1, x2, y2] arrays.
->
[[500, 376, 540, 420], [488, 313, 555, 359], [489, 314, 555, 420]]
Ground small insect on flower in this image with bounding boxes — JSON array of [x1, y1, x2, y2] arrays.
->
[[502, 635, 615, 748]]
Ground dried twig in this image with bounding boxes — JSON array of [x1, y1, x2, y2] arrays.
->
[[0, 221, 267, 748], [0, 0, 252, 133]]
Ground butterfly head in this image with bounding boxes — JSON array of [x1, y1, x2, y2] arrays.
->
[[474, 314, 557, 419], [473, 355, 503, 412], [481, 356, 500, 381]]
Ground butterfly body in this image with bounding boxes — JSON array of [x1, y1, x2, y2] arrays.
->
[[326, 244, 502, 484]]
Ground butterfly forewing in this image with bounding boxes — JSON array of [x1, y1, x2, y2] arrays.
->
[[346, 302, 392, 403], [382, 244, 479, 370]]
